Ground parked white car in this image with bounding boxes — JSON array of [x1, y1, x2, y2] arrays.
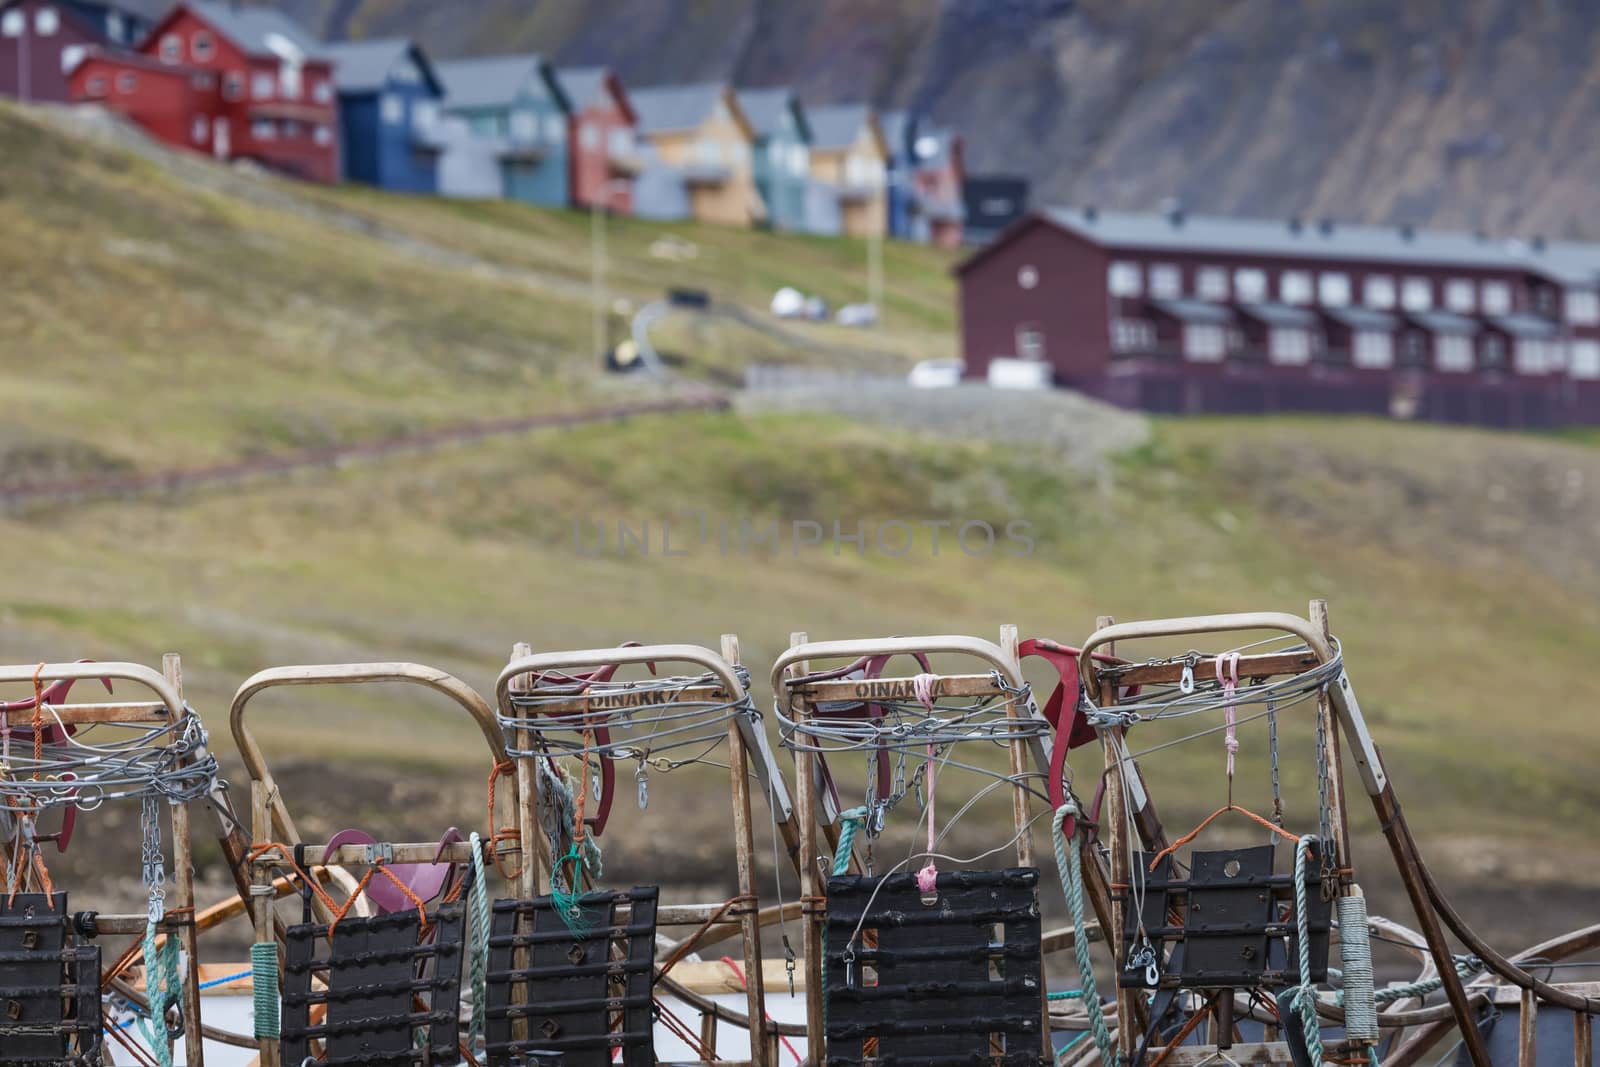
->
[[770, 286, 806, 318], [908, 359, 965, 389], [835, 302, 879, 328]]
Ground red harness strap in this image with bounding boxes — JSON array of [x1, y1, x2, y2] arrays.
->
[[0, 661, 112, 854], [523, 643, 657, 839], [1017, 638, 1138, 838]]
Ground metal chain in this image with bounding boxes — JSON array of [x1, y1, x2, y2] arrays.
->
[[1314, 684, 1339, 893], [141, 793, 166, 923], [1266, 689, 1284, 829]]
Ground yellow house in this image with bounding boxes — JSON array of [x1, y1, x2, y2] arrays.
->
[[630, 83, 764, 227], [807, 104, 889, 238]]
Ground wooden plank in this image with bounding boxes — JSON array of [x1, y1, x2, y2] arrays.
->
[[0, 701, 169, 726], [1574, 1005, 1592, 1067], [164, 653, 205, 1067], [514, 684, 731, 717], [723, 633, 769, 1067], [1100, 651, 1319, 688], [788, 631, 826, 1065], [1312, 600, 1353, 884], [1148, 1040, 1364, 1065], [1097, 615, 1140, 1065], [1519, 987, 1537, 1067], [789, 673, 1005, 702]]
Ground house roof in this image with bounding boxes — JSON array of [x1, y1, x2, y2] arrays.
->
[[960, 206, 1600, 286], [1151, 299, 1232, 324], [807, 103, 875, 150], [1488, 313, 1560, 338], [735, 88, 808, 141], [1323, 306, 1399, 331], [435, 54, 564, 113], [185, 1, 324, 60], [1409, 310, 1479, 334], [1238, 302, 1319, 328], [322, 38, 439, 95], [554, 66, 633, 121], [879, 109, 911, 157], [630, 82, 733, 134], [912, 125, 959, 169]]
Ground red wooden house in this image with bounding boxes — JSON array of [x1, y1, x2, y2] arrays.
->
[[0, 0, 151, 103], [554, 65, 638, 213], [67, 1, 338, 183], [956, 207, 1600, 428]]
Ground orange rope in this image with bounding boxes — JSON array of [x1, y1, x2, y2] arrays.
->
[[246, 842, 339, 914], [327, 861, 428, 938], [486, 760, 522, 881], [1147, 803, 1306, 873], [656, 894, 755, 980], [1147, 992, 1217, 1067], [572, 732, 592, 849], [30, 664, 45, 775]]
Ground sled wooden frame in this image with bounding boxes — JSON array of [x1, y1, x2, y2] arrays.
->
[[228, 661, 523, 1067], [494, 636, 790, 1067], [1074, 601, 1600, 1067], [0, 655, 209, 1067], [769, 626, 1059, 1064]]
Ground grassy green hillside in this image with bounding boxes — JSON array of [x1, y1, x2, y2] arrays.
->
[[4, 105, 1600, 930]]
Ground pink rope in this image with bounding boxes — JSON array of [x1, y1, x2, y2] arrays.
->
[[912, 673, 940, 898], [1218, 652, 1241, 778]]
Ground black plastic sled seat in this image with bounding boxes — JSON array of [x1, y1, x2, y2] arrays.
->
[[280, 902, 466, 1067], [483, 886, 658, 1067], [0, 892, 101, 1067], [825, 867, 1048, 1067], [1121, 842, 1331, 991]]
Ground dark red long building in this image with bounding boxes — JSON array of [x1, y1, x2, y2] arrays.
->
[[957, 208, 1600, 428]]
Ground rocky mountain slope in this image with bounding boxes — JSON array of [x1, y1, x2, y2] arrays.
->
[[123, 0, 1600, 238]]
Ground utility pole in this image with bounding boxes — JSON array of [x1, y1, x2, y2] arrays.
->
[[591, 193, 607, 362], [867, 219, 884, 318]]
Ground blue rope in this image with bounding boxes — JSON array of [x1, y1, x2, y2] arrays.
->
[[1051, 802, 1117, 1067]]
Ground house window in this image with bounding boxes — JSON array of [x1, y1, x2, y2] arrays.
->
[[1515, 338, 1563, 374], [1234, 267, 1267, 302], [730, 142, 749, 167], [1112, 319, 1154, 353], [223, 72, 243, 100], [380, 93, 404, 124], [1016, 326, 1044, 361], [607, 127, 632, 158], [251, 119, 275, 140], [106, 9, 122, 41], [34, 6, 58, 35], [789, 143, 809, 175], [252, 71, 274, 99], [695, 139, 722, 165], [1481, 334, 1506, 370], [85, 73, 107, 96], [60, 44, 86, 73], [279, 63, 301, 99], [1269, 327, 1312, 364], [1445, 279, 1475, 313], [1318, 272, 1351, 307], [413, 101, 437, 132], [313, 80, 333, 104], [580, 122, 600, 150], [193, 72, 214, 90], [544, 114, 566, 142], [509, 111, 537, 141], [1364, 274, 1396, 309], [116, 71, 136, 94], [1184, 324, 1226, 362], [191, 115, 207, 144], [314, 124, 331, 145], [1, 10, 23, 37], [1436, 334, 1473, 372], [1108, 261, 1142, 297], [1533, 285, 1557, 317], [1401, 276, 1433, 311], [1352, 330, 1393, 369], [160, 34, 181, 63], [191, 30, 213, 61], [1481, 280, 1512, 315], [1196, 266, 1228, 302], [1566, 289, 1600, 325], [282, 119, 303, 139], [1571, 340, 1600, 380], [1017, 265, 1038, 290], [1279, 271, 1313, 305], [1149, 263, 1182, 299]]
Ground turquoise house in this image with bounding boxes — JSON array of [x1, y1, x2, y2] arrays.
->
[[434, 53, 570, 206], [736, 88, 810, 232]]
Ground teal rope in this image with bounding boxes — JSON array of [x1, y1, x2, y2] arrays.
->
[[1335, 955, 1484, 1006], [1048, 989, 1088, 1001], [136, 919, 181, 1067], [468, 831, 490, 1051], [551, 845, 592, 935], [1290, 835, 1324, 1067], [1051, 802, 1117, 1067], [250, 940, 280, 1040], [832, 807, 869, 877]]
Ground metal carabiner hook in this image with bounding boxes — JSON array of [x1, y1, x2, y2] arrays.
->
[[1179, 653, 1198, 695]]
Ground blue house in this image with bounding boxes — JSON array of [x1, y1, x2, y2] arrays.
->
[[434, 53, 570, 206], [881, 110, 915, 240], [736, 88, 810, 232], [323, 38, 444, 194]]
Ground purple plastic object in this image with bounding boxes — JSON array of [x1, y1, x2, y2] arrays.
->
[[321, 827, 463, 915]]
